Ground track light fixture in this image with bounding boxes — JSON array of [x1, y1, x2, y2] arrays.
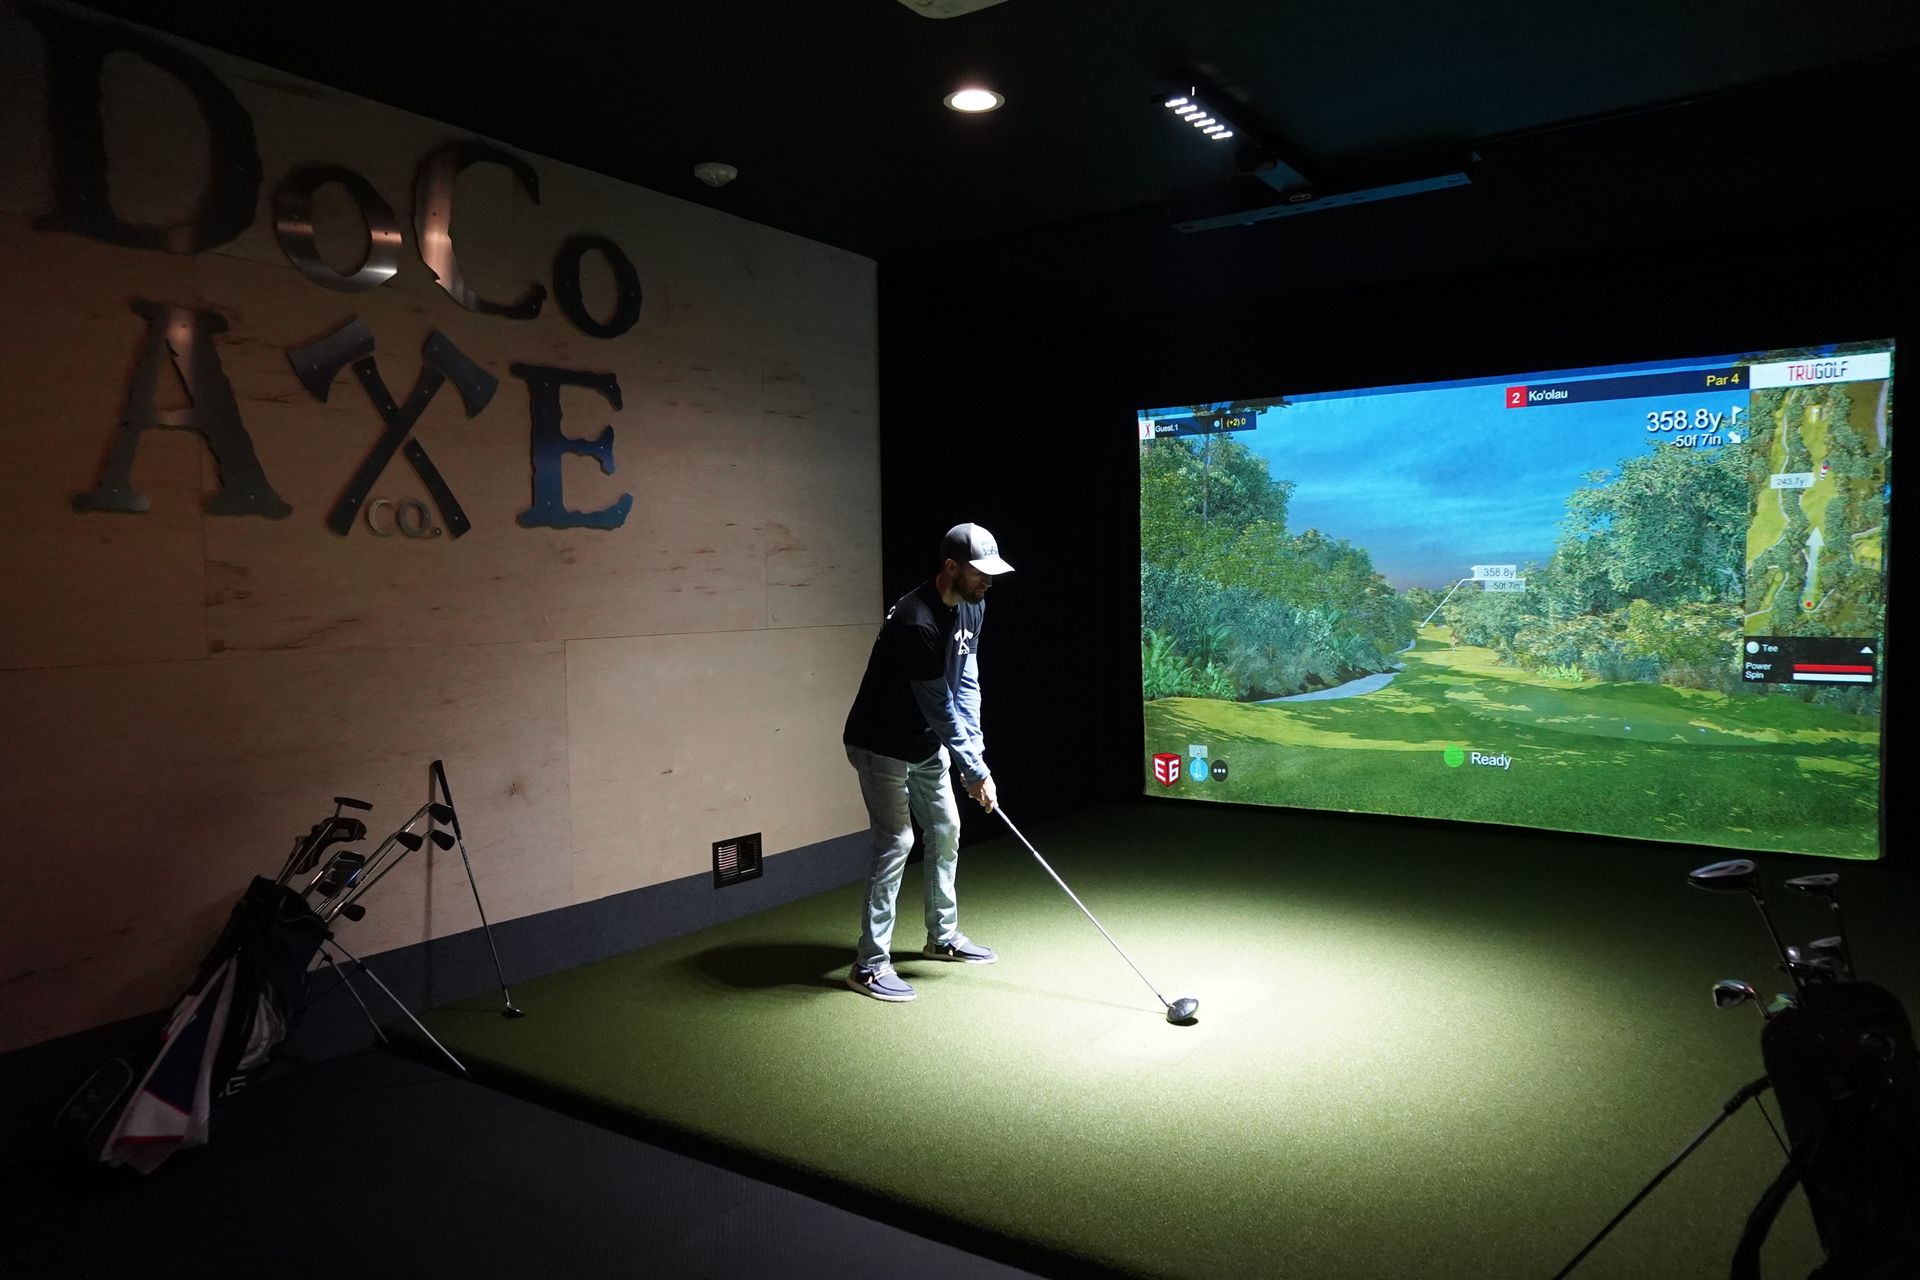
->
[[1162, 92, 1234, 142]]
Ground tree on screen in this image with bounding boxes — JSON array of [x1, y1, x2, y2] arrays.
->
[[1141, 433, 1413, 700]]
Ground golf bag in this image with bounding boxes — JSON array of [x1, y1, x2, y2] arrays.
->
[[1731, 982, 1920, 1279], [67, 877, 327, 1174]]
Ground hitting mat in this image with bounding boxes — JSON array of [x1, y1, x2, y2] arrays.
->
[[403, 804, 1919, 1279]]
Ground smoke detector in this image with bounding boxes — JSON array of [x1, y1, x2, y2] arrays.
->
[[692, 161, 738, 188], [894, 0, 1013, 17]]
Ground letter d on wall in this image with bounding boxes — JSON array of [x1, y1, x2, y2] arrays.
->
[[25, 6, 261, 254]]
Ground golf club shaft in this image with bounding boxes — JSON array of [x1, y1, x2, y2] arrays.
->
[[1829, 903, 1856, 979], [995, 807, 1171, 1010], [1748, 894, 1802, 992], [432, 761, 521, 1012], [324, 802, 435, 919]]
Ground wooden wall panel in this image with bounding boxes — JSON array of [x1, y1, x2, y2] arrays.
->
[[0, 217, 209, 670], [761, 365, 885, 629], [0, 1, 880, 1051], [0, 642, 572, 1050], [565, 624, 874, 905]]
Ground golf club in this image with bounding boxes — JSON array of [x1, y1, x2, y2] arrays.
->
[[1686, 859, 1801, 990], [324, 810, 455, 921], [1712, 978, 1768, 1020], [430, 760, 525, 1018], [275, 799, 370, 886], [308, 850, 367, 900], [1805, 935, 1851, 981], [1786, 872, 1855, 979], [994, 806, 1198, 1025]]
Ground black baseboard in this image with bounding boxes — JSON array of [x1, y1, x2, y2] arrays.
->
[[1, 829, 876, 1122]]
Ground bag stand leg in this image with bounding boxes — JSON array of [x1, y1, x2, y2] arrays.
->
[[318, 951, 390, 1045], [324, 936, 468, 1076]]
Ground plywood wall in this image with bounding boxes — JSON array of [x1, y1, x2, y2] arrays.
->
[[0, 1, 878, 1051]]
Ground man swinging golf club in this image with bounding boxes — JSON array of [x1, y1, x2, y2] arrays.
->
[[842, 523, 1013, 1002]]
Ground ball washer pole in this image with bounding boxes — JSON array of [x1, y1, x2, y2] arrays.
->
[[994, 806, 1198, 1024]]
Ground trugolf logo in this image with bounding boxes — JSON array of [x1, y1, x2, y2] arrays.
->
[[1152, 753, 1182, 786]]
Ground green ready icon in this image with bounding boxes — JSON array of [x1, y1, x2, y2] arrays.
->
[[1443, 744, 1465, 768]]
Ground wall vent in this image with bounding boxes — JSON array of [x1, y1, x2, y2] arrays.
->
[[713, 833, 763, 888]]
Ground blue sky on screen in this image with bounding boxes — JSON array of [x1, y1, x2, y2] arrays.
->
[[1238, 370, 1750, 589]]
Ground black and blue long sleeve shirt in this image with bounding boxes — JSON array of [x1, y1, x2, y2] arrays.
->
[[842, 580, 989, 784]]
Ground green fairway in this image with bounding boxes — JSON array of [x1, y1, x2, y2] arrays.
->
[[406, 804, 1919, 1279], [1144, 630, 1880, 857]]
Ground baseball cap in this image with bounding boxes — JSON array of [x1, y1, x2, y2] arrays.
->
[[941, 523, 1014, 575]]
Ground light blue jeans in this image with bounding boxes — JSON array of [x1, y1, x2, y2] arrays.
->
[[847, 744, 961, 970]]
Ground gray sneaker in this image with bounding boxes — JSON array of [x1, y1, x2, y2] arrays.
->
[[847, 964, 916, 1002], [922, 935, 998, 964]]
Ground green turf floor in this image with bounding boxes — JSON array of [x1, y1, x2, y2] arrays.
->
[[407, 803, 1920, 1279]]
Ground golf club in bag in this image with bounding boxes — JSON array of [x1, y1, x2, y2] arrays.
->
[[1552, 860, 1920, 1279], [993, 806, 1198, 1025], [56, 789, 480, 1172], [57, 875, 328, 1174]]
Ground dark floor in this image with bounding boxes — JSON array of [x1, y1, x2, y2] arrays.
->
[[1, 1042, 1046, 1280]]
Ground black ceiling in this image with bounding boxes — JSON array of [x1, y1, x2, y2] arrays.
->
[[73, 0, 1920, 261]]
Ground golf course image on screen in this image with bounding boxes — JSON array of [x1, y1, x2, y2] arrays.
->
[[1138, 342, 1893, 858]]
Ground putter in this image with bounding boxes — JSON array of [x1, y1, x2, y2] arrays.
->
[[1686, 859, 1801, 991], [994, 806, 1198, 1025], [1785, 873, 1855, 979], [431, 760, 526, 1018]]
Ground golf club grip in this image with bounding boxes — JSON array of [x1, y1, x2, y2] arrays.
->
[[430, 759, 467, 839]]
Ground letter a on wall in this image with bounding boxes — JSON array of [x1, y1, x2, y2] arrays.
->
[[76, 302, 291, 517]]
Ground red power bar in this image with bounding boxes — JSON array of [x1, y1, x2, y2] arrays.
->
[[1793, 664, 1874, 674]]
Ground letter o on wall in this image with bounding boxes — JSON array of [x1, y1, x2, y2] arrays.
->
[[552, 234, 642, 339], [273, 166, 402, 292]]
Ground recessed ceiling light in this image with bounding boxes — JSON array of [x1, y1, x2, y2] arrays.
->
[[944, 87, 1004, 113]]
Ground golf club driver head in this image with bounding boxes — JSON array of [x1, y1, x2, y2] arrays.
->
[[1804, 936, 1851, 981], [1785, 872, 1840, 899], [1688, 859, 1759, 894], [1166, 997, 1199, 1025], [1690, 857, 1801, 989]]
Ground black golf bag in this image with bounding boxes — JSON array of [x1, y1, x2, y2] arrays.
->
[[62, 877, 328, 1173], [1732, 982, 1920, 1279]]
